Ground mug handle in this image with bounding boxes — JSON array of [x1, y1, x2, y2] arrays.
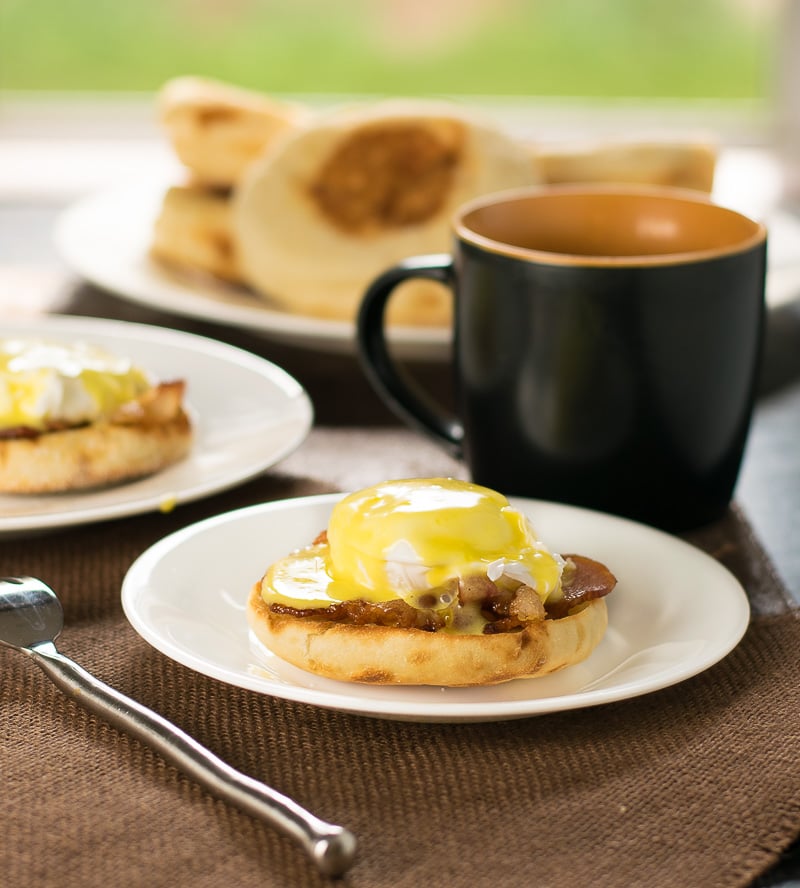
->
[[357, 254, 465, 458]]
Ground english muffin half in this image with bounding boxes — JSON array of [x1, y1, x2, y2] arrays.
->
[[158, 76, 310, 187], [232, 100, 538, 326]]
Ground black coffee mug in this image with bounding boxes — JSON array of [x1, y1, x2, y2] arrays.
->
[[357, 185, 767, 532]]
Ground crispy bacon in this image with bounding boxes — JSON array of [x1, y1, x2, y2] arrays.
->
[[545, 555, 618, 619], [0, 425, 43, 440], [269, 551, 617, 634], [270, 597, 445, 631]]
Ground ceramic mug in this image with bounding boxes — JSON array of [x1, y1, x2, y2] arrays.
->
[[357, 185, 768, 531]]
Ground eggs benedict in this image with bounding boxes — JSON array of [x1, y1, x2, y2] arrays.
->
[[0, 338, 192, 493], [247, 478, 616, 686]]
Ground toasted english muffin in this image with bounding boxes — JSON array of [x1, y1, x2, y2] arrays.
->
[[158, 76, 310, 187], [232, 100, 538, 325], [247, 583, 608, 686], [0, 409, 192, 494], [531, 140, 717, 192], [151, 184, 243, 283]]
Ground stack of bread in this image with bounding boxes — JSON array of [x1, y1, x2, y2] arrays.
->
[[152, 76, 717, 327]]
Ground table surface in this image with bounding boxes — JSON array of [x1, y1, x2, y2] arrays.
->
[[1, 150, 799, 885]]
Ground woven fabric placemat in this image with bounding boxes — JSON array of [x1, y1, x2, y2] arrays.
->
[[2, 428, 799, 888]]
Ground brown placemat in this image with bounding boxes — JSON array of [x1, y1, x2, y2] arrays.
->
[[2, 428, 799, 888]]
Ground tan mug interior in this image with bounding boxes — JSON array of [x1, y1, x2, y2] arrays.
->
[[456, 186, 766, 266]]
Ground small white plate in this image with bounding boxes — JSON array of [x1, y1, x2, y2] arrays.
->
[[0, 316, 313, 534], [54, 181, 451, 360], [121, 493, 750, 723]]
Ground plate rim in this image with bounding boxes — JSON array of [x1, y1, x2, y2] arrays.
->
[[121, 492, 751, 723], [0, 314, 314, 533]]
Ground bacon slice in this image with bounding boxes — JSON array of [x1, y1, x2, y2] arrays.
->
[[270, 598, 445, 631], [545, 555, 617, 619], [268, 552, 617, 634], [0, 426, 42, 440]]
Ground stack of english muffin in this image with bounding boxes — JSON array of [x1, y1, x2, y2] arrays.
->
[[152, 76, 717, 327]]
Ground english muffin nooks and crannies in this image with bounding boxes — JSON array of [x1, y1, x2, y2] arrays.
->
[[0, 339, 192, 493], [247, 478, 616, 686], [232, 101, 537, 326], [157, 76, 310, 188]]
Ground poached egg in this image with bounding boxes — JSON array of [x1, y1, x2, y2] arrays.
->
[[264, 478, 564, 630], [0, 339, 151, 432]]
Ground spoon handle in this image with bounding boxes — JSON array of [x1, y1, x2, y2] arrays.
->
[[27, 642, 356, 878]]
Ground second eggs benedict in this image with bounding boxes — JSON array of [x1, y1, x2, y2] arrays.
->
[[0, 338, 192, 493]]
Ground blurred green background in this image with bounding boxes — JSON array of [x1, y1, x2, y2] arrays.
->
[[0, 0, 782, 98]]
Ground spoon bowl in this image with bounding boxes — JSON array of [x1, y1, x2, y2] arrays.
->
[[0, 576, 64, 651]]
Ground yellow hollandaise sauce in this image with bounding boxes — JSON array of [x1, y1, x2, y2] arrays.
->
[[0, 339, 151, 431], [262, 478, 564, 622]]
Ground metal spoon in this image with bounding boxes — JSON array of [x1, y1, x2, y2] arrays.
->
[[0, 576, 357, 878]]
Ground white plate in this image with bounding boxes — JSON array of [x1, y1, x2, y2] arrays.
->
[[53, 181, 451, 360], [0, 316, 313, 535], [121, 493, 750, 723]]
